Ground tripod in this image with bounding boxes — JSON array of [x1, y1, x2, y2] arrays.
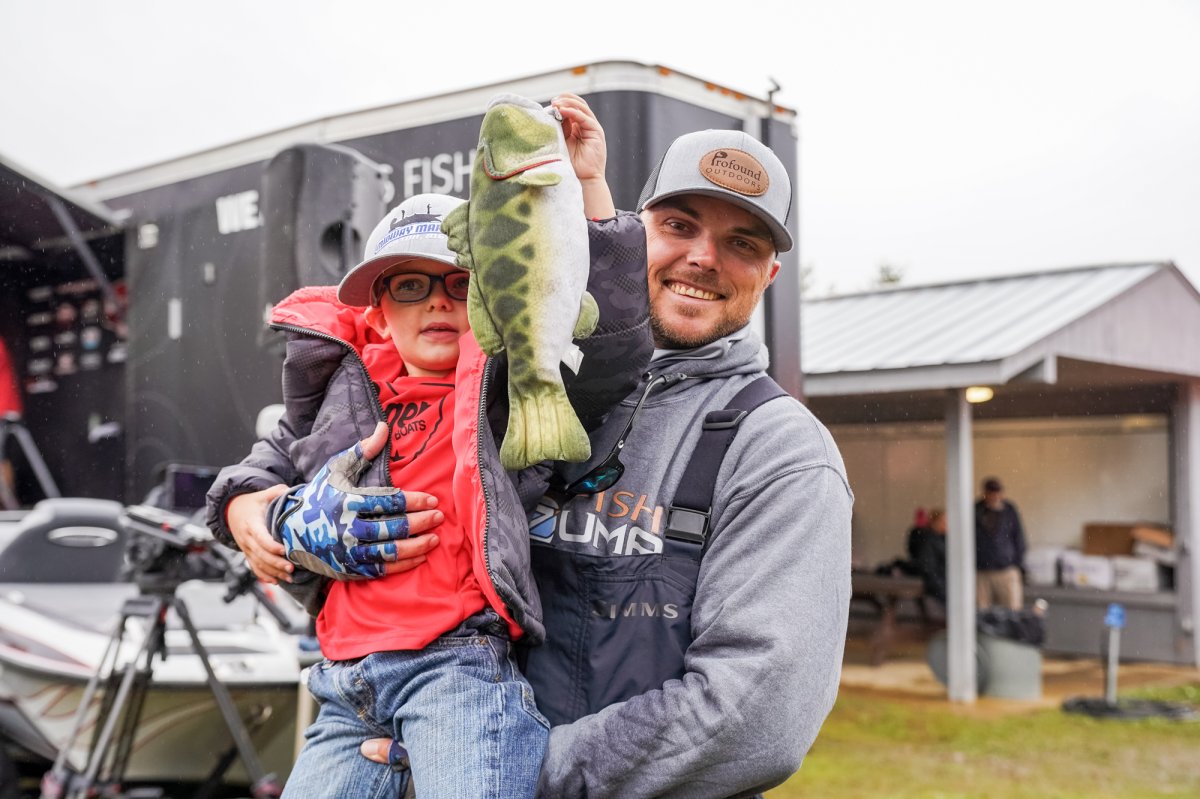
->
[[40, 524, 283, 799]]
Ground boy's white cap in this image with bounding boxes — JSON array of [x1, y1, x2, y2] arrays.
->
[[637, 129, 793, 253], [337, 193, 466, 306]]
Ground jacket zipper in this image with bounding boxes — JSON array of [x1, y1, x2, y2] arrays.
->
[[271, 321, 393, 487], [477, 356, 496, 580], [277, 320, 504, 601]]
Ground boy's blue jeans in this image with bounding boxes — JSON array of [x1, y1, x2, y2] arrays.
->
[[283, 611, 549, 799]]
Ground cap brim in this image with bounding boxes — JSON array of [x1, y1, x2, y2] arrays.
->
[[642, 187, 793, 254], [336, 252, 460, 306]]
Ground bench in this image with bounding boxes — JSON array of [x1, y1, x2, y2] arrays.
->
[[852, 570, 928, 665]]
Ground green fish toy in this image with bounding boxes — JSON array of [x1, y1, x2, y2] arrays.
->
[[442, 93, 598, 470]]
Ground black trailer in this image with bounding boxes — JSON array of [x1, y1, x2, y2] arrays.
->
[[6, 61, 801, 503]]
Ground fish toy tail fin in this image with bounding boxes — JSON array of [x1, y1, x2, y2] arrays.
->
[[501, 381, 591, 470]]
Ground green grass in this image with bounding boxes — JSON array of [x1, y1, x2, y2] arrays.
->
[[767, 685, 1200, 798]]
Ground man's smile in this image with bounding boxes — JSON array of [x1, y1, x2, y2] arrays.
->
[[665, 280, 723, 302]]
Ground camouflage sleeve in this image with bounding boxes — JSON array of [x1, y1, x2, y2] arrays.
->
[[567, 211, 652, 429]]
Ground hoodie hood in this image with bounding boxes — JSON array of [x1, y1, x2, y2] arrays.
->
[[642, 327, 770, 402]]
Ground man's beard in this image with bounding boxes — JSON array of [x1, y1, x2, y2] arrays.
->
[[649, 305, 750, 350]]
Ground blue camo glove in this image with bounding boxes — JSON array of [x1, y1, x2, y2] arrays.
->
[[269, 441, 410, 580]]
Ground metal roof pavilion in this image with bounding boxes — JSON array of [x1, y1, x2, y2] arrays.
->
[[802, 262, 1200, 397], [800, 261, 1200, 700]]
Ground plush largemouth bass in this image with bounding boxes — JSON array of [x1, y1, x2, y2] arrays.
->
[[442, 93, 597, 470]]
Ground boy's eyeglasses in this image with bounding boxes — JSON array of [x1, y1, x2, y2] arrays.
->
[[559, 372, 687, 496], [379, 271, 471, 303]]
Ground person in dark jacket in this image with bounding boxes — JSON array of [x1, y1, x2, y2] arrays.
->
[[907, 507, 948, 603], [975, 476, 1027, 610]]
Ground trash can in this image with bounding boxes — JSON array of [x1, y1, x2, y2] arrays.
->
[[926, 631, 986, 693], [977, 634, 1042, 699], [928, 606, 1046, 700]]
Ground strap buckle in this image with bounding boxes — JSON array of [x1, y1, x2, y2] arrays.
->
[[664, 506, 709, 544], [703, 409, 748, 430]]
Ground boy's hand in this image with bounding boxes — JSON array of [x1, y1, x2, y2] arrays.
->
[[228, 484, 293, 584], [553, 93, 606, 183], [552, 93, 615, 219], [271, 423, 443, 581]]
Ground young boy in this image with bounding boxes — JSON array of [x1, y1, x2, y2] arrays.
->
[[206, 139, 651, 794]]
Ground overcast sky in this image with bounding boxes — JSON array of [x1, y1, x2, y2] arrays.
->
[[2, 0, 1197, 295]]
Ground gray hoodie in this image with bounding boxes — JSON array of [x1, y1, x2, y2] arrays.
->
[[528, 328, 853, 799]]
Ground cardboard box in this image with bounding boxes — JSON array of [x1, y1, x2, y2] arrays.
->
[[1131, 526, 1173, 549], [1112, 556, 1161, 593], [1060, 550, 1114, 590], [1082, 523, 1172, 556], [1025, 547, 1063, 586], [1082, 524, 1135, 555]]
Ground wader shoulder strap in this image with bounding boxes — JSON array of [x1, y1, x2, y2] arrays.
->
[[663, 375, 789, 551]]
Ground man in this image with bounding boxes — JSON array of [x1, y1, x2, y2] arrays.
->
[[975, 477, 1026, 610], [311, 103, 851, 796], [518, 125, 852, 799], [365, 115, 853, 797]]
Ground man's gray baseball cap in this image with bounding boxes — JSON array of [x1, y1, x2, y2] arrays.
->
[[637, 129, 793, 253]]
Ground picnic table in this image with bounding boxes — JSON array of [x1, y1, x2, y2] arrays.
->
[[852, 570, 927, 665]]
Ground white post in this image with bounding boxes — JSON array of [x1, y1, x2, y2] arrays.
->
[[1172, 379, 1200, 666], [945, 389, 977, 701]]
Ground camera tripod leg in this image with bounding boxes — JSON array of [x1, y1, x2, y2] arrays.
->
[[108, 654, 156, 782], [48, 596, 169, 799], [41, 607, 132, 798], [171, 598, 281, 798], [43, 570, 284, 799], [76, 598, 166, 798]]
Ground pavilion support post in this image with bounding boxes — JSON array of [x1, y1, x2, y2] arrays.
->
[[1171, 380, 1200, 666], [945, 389, 977, 701]]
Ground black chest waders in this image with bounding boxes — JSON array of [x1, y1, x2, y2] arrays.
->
[[525, 375, 788, 725]]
